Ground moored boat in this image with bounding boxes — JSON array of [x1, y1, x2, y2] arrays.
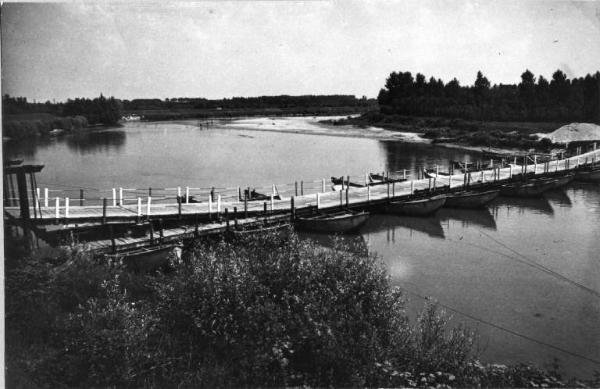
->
[[444, 189, 500, 208], [294, 209, 369, 233], [385, 194, 447, 216], [575, 166, 600, 183], [500, 178, 556, 197]]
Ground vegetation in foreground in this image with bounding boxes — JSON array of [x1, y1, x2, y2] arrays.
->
[[5, 230, 597, 388]]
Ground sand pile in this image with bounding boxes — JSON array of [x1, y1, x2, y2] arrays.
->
[[538, 122, 600, 144]]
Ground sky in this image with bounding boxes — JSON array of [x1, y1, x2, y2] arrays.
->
[[1, 0, 600, 102]]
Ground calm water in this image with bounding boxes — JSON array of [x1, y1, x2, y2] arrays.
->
[[5, 117, 600, 379]]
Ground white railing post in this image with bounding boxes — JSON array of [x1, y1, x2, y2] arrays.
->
[[208, 195, 213, 216], [367, 185, 371, 201], [321, 179, 326, 193], [137, 197, 142, 218], [55, 197, 60, 219], [509, 164, 512, 178], [340, 189, 343, 206], [403, 169, 406, 180], [448, 175, 452, 188], [217, 195, 221, 214], [481, 171, 484, 183], [410, 180, 414, 194], [44, 188, 49, 207], [65, 197, 70, 218], [185, 187, 190, 204], [365, 173, 369, 186], [270, 194, 274, 211], [317, 192, 321, 209], [177, 186, 181, 199], [36, 188, 40, 205], [119, 187, 123, 205], [112, 188, 117, 207], [146, 196, 152, 217]]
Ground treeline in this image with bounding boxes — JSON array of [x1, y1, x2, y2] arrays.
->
[[3, 94, 122, 126], [377, 70, 600, 122], [123, 94, 375, 111]]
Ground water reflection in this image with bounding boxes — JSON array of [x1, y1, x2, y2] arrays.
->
[[543, 189, 572, 208], [378, 140, 480, 177], [65, 130, 126, 154], [490, 196, 554, 216], [297, 231, 368, 252], [3, 137, 55, 159], [363, 214, 445, 240], [436, 207, 497, 231]]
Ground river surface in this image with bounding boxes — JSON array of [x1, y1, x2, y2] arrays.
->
[[4, 116, 600, 379]]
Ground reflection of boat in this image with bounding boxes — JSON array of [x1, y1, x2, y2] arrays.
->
[[436, 207, 497, 230], [369, 173, 408, 185], [547, 173, 575, 189], [229, 223, 290, 238], [543, 189, 572, 208], [491, 196, 554, 216], [444, 189, 500, 209], [363, 213, 445, 239], [385, 195, 446, 216], [295, 209, 369, 233], [575, 166, 600, 183]]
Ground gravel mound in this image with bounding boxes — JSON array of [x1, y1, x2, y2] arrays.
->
[[538, 122, 600, 144]]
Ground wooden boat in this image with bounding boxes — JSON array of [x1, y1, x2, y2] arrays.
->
[[444, 189, 500, 208], [243, 188, 281, 201], [423, 169, 450, 178], [107, 245, 182, 272], [575, 166, 600, 183], [295, 209, 369, 233], [500, 178, 556, 197], [385, 194, 447, 216], [331, 176, 365, 188], [230, 223, 290, 237], [546, 173, 574, 189], [368, 173, 408, 184]]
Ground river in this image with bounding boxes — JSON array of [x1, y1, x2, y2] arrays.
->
[[4, 116, 600, 379]]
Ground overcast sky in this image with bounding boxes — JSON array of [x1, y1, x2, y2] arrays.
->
[[2, 1, 599, 102]]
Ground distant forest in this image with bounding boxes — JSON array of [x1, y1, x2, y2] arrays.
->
[[377, 69, 600, 122]]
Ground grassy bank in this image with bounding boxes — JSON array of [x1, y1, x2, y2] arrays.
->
[[2, 113, 89, 140], [5, 230, 596, 388], [329, 111, 566, 152]]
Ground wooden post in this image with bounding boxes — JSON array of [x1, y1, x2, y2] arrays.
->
[[317, 192, 321, 209], [185, 187, 190, 204], [137, 197, 142, 223], [119, 187, 123, 205], [177, 196, 182, 220], [217, 195, 221, 215], [410, 180, 414, 194], [102, 197, 107, 224], [365, 173, 369, 186], [346, 187, 349, 207], [403, 169, 406, 180], [238, 186, 242, 201], [208, 194, 213, 219], [146, 197, 152, 219], [148, 187, 152, 197], [36, 188, 41, 206], [55, 197, 60, 220], [211, 187, 215, 202], [244, 197, 248, 218], [448, 174, 452, 188], [65, 197, 70, 218], [159, 218, 164, 243], [44, 188, 49, 207], [272, 184, 277, 196], [291, 196, 295, 221], [270, 194, 274, 213], [233, 207, 238, 228], [295, 181, 298, 196], [435, 165, 439, 175], [177, 186, 181, 199], [341, 177, 345, 191], [433, 176, 437, 189], [112, 188, 117, 207], [300, 181, 304, 195], [149, 222, 154, 244], [321, 178, 326, 193], [340, 189, 343, 206], [367, 185, 371, 201], [428, 177, 432, 191], [109, 225, 116, 254], [481, 171, 484, 183], [80, 189, 84, 206], [392, 182, 396, 197]]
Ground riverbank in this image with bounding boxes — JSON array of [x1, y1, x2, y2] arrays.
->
[[2, 113, 90, 140], [324, 111, 569, 153]]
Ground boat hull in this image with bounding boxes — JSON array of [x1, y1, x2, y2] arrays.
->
[[295, 211, 369, 233], [500, 179, 555, 197], [444, 189, 500, 208], [385, 195, 447, 216], [575, 168, 600, 183]]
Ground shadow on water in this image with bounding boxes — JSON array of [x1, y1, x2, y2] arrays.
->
[[435, 207, 497, 231], [362, 213, 445, 240], [65, 129, 126, 154], [543, 189, 572, 208], [489, 195, 554, 216], [3, 137, 55, 159]]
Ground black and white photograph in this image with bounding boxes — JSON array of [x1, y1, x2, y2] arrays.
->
[[2, 1, 600, 387]]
